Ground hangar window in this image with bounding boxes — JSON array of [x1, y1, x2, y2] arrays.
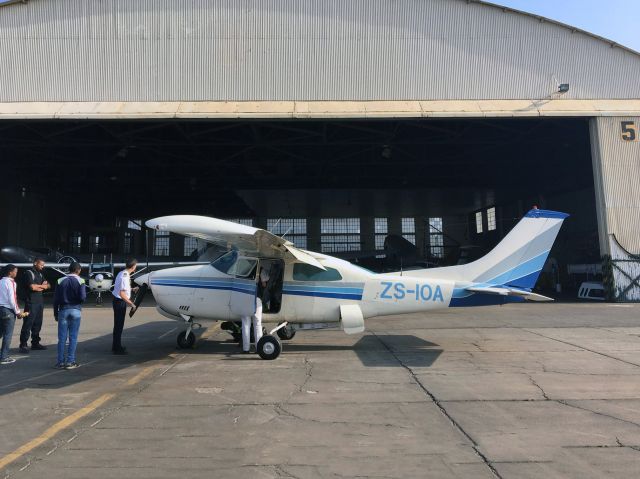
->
[[184, 237, 198, 257], [154, 231, 170, 256], [320, 218, 360, 253], [402, 217, 416, 245], [475, 212, 484, 234], [268, 218, 307, 249], [226, 218, 254, 227], [375, 218, 388, 257], [293, 263, 342, 282], [90, 235, 104, 252], [123, 232, 132, 254], [429, 217, 444, 258], [69, 232, 82, 253], [127, 219, 142, 231], [487, 207, 496, 231]]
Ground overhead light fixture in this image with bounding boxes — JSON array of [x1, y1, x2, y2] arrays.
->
[[558, 83, 570, 94]]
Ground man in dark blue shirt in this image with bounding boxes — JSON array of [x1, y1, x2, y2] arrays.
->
[[19, 258, 51, 353], [53, 262, 87, 369]]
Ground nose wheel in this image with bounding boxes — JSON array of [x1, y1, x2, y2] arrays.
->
[[176, 315, 201, 349], [257, 335, 282, 360], [177, 331, 196, 349]]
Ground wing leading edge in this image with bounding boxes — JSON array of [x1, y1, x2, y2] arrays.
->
[[146, 215, 325, 270]]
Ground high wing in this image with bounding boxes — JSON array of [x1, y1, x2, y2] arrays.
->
[[145, 215, 326, 270], [465, 286, 553, 302]]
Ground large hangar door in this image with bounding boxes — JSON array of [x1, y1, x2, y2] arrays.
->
[[590, 116, 640, 301]]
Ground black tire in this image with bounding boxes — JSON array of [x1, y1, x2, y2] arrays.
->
[[177, 331, 196, 349], [276, 324, 296, 341], [257, 335, 282, 360]]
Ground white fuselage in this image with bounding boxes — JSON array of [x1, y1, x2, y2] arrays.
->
[[139, 252, 456, 326]]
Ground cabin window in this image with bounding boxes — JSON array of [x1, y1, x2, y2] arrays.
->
[[293, 264, 343, 282]]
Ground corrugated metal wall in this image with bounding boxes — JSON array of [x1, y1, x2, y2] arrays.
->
[[1, 0, 640, 102], [591, 116, 640, 301]]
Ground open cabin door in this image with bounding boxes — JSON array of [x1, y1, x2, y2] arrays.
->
[[257, 258, 285, 315], [229, 257, 258, 318]]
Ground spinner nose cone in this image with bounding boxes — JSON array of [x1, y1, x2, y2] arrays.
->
[[134, 273, 151, 287]]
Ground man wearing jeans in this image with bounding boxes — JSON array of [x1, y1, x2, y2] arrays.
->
[[0, 264, 28, 365], [53, 262, 87, 369]]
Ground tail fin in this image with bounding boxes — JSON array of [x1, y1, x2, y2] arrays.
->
[[461, 209, 568, 288], [413, 209, 568, 290]]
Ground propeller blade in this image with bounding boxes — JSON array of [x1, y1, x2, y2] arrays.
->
[[129, 282, 149, 318]]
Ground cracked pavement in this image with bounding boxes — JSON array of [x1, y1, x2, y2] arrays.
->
[[1, 302, 640, 478]]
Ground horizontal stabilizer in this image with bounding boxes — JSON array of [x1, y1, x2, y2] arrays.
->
[[465, 286, 553, 302]]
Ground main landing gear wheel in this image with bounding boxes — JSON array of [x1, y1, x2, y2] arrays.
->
[[257, 335, 282, 360], [276, 324, 296, 341], [177, 331, 196, 349]]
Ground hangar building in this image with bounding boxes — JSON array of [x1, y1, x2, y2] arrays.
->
[[0, 0, 639, 300]]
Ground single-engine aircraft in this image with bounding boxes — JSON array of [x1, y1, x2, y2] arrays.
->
[[133, 208, 568, 360]]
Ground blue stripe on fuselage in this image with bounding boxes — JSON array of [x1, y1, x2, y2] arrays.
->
[[151, 278, 364, 300]]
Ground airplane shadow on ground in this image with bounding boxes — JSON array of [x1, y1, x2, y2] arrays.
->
[[0, 323, 442, 397], [195, 333, 443, 368]]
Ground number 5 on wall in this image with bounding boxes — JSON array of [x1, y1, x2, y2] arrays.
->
[[621, 121, 638, 142]]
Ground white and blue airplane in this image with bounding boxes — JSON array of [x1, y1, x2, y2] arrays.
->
[[135, 208, 568, 359]]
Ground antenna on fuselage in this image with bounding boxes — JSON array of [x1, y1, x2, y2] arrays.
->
[[281, 226, 292, 239], [268, 218, 281, 234]]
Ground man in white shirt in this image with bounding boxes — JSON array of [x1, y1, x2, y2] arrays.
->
[[111, 258, 138, 355], [0, 265, 28, 365]]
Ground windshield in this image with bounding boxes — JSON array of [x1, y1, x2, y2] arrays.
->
[[211, 251, 257, 278], [211, 251, 238, 274], [229, 258, 257, 278]]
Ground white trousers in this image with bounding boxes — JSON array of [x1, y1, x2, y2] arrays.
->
[[241, 297, 263, 352]]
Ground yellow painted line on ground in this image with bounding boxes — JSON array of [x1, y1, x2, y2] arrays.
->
[[0, 393, 115, 471], [0, 326, 220, 472], [125, 365, 157, 386]]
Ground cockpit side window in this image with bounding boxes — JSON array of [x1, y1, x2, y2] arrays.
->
[[211, 250, 238, 274], [228, 258, 257, 278], [293, 263, 342, 281]]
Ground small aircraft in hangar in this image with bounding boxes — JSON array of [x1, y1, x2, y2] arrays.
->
[[133, 208, 568, 360]]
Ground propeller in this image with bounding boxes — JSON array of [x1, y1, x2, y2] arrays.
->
[[129, 282, 148, 318], [129, 227, 151, 318]]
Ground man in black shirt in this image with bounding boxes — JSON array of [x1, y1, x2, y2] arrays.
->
[[19, 258, 50, 353]]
